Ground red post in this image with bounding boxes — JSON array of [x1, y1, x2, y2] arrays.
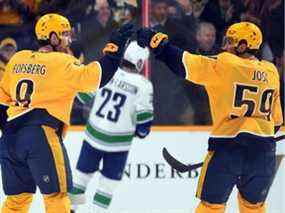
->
[[142, 0, 150, 79]]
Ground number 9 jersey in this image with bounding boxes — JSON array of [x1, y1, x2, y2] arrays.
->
[[182, 51, 283, 140], [0, 50, 102, 125]]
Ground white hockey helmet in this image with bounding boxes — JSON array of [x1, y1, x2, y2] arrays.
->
[[123, 41, 150, 72]]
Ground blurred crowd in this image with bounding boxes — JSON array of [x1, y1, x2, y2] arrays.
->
[[0, 0, 284, 125]]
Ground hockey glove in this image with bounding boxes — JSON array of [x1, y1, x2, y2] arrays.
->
[[103, 23, 134, 59], [137, 28, 168, 50], [135, 121, 152, 139]]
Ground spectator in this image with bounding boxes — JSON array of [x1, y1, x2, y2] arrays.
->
[[0, 37, 17, 79], [116, 3, 138, 25], [123, 3, 137, 23], [240, 0, 262, 25], [150, 0, 168, 27], [64, 0, 91, 23], [108, 0, 137, 8], [261, 0, 284, 60], [191, 0, 208, 18], [37, 0, 69, 16], [151, 0, 195, 50], [150, 0, 198, 124], [0, 0, 31, 25], [195, 22, 218, 55], [200, 0, 243, 43], [167, 1, 179, 18], [94, 0, 112, 26], [176, 0, 192, 15], [176, 0, 198, 49], [238, 1, 283, 62], [183, 22, 218, 125], [80, 0, 119, 62], [22, 0, 38, 13], [126, 0, 137, 7]]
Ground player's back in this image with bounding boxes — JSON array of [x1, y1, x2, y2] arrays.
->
[[84, 68, 153, 152], [0, 50, 100, 124], [205, 52, 282, 141], [88, 68, 151, 132]]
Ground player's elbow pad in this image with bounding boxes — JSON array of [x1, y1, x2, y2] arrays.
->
[[0, 104, 8, 130], [98, 55, 120, 88], [135, 121, 152, 139]]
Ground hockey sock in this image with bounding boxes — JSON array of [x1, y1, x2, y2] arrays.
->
[[43, 192, 70, 213], [238, 193, 265, 213], [69, 170, 94, 206], [1, 193, 33, 213], [195, 201, 226, 213], [93, 174, 120, 212]]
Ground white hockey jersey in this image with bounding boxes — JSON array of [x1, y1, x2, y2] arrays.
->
[[78, 68, 154, 152]]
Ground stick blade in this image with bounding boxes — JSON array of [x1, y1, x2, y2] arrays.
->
[[162, 147, 190, 172], [162, 148, 203, 172]]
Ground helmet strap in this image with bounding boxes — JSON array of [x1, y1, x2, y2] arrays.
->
[[234, 40, 250, 56], [49, 32, 61, 50]]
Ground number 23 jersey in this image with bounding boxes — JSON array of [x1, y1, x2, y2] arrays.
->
[[84, 68, 154, 152], [183, 51, 283, 138]]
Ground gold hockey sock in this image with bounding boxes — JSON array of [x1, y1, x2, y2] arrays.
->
[[1, 193, 33, 213], [238, 193, 265, 213], [43, 192, 70, 213], [195, 201, 226, 213]]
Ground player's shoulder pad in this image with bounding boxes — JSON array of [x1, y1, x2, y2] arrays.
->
[[261, 60, 279, 74], [54, 52, 78, 62], [216, 52, 243, 64], [55, 52, 84, 68], [6, 50, 32, 65], [11, 50, 32, 59], [216, 52, 233, 59]]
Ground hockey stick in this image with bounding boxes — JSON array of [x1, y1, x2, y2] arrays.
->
[[163, 135, 285, 173], [162, 148, 203, 173], [275, 135, 285, 142]]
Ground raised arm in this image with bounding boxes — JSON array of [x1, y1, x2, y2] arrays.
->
[[136, 28, 218, 86], [99, 23, 134, 88], [63, 24, 134, 93]]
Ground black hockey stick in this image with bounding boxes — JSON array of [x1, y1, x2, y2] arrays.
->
[[275, 135, 285, 142], [162, 148, 203, 173], [163, 135, 285, 173]]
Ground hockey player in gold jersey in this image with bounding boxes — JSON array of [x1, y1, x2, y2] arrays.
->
[[0, 14, 134, 213], [137, 22, 283, 213]]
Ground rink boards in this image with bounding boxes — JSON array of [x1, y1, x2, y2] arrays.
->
[[0, 127, 284, 213]]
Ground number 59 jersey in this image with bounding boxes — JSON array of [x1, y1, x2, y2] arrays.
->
[[82, 68, 154, 152], [183, 51, 283, 140]]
